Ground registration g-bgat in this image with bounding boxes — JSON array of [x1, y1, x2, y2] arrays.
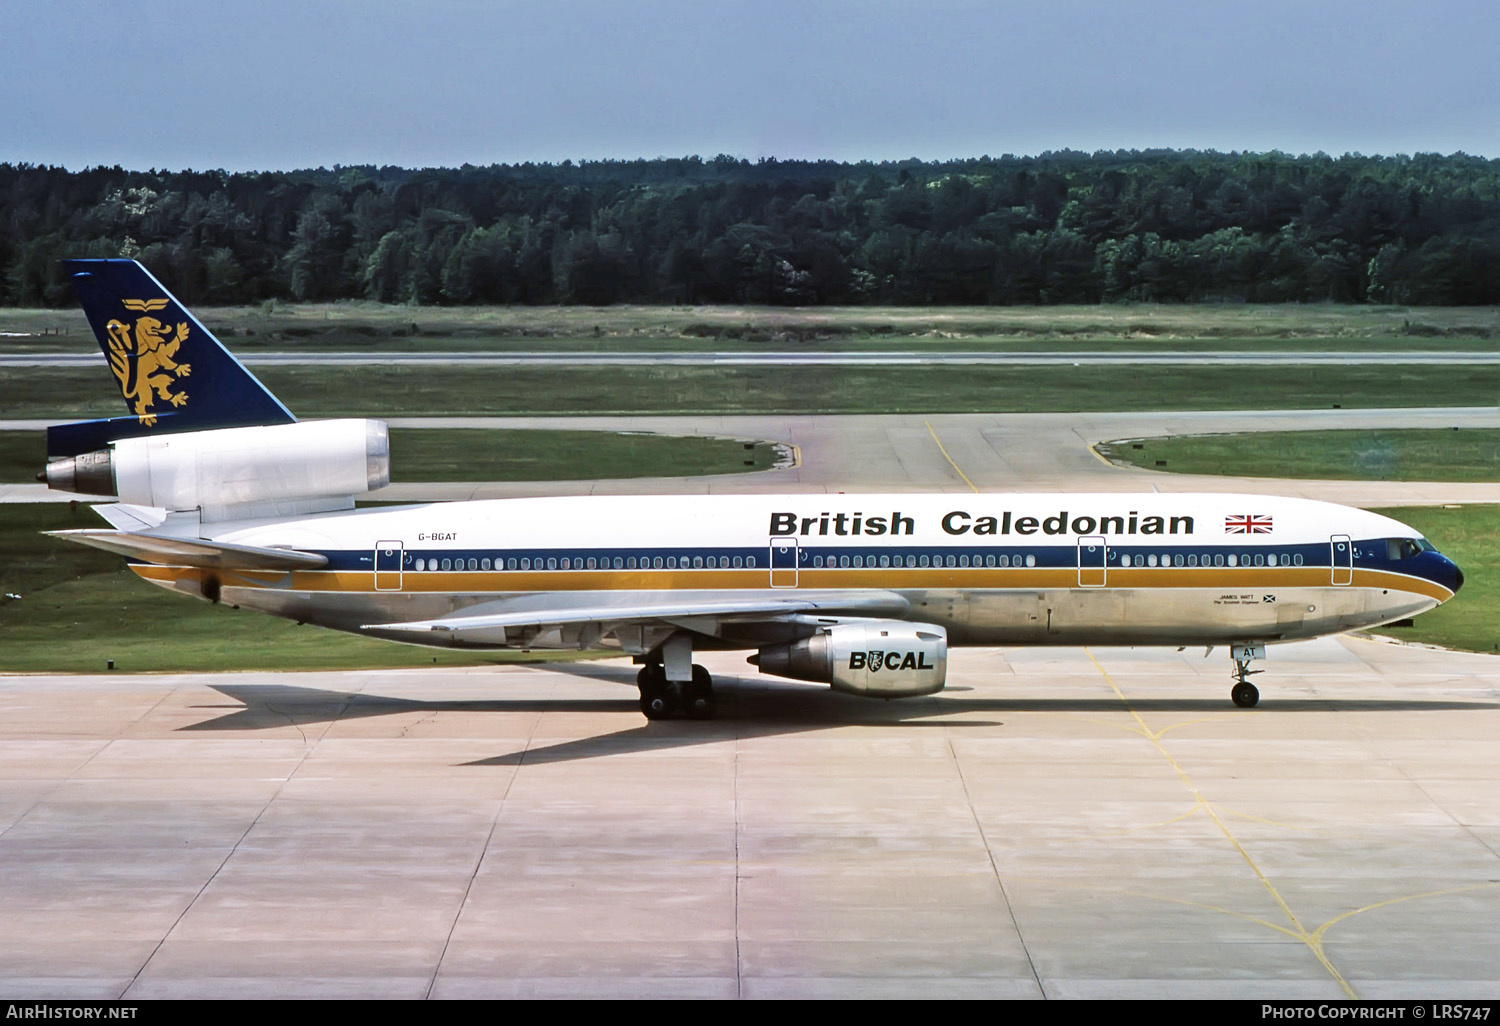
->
[[41, 260, 1464, 719]]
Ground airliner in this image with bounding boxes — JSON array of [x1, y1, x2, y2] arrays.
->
[[39, 260, 1464, 718]]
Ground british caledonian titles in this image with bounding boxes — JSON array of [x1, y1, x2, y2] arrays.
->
[[769, 510, 1196, 538]]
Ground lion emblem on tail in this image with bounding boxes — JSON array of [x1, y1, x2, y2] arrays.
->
[[105, 299, 191, 425]]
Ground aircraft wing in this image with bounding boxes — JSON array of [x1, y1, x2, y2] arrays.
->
[[363, 590, 910, 644], [46, 529, 329, 571]]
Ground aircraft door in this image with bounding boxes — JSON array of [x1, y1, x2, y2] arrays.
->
[[1330, 534, 1352, 586], [769, 538, 799, 588], [375, 541, 404, 591], [1078, 536, 1107, 587]]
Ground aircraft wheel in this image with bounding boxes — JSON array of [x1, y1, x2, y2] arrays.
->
[[638, 665, 674, 720], [1231, 681, 1260, 708], [685, 664, 716, 720]]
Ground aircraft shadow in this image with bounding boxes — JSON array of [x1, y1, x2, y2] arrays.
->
[[181, 679, 1500, 764], [183, 683, 639, 731]]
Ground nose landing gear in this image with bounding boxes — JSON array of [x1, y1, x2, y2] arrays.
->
[[1230, 644, 1264, 708]]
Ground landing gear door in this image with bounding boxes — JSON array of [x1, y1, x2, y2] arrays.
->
[[769, 538, 798, 588], [1078, 536, 1107, 588], [1330, 534, 1352, 586], [375, 541, 404, 591]]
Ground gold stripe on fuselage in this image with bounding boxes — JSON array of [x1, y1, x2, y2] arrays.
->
[[128, 564, 1453, 603]]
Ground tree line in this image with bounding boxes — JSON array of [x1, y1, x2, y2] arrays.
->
[[4, 149, 1499, 308]]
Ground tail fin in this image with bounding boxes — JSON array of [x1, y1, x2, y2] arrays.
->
[[48, 259, 295, 457]]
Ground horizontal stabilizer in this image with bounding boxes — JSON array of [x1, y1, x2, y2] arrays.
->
[[45, 529, 328, 570], [364, 591, 910, 639], [89, 503, 168, 532]]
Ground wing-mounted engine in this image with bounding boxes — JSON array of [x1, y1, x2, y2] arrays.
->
[[751, 621, 948, 698], [43, 419, 389, 520]]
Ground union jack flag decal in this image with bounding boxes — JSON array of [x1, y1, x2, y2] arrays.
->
[[1225, 514, 1273, 534]]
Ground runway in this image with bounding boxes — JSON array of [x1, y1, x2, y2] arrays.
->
[[3, 637, 1498, 998]]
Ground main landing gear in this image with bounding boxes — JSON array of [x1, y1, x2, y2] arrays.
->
[[637, 663, 716, 720], [638, 632, 716, 720], [1230, 644, 1265, 708]]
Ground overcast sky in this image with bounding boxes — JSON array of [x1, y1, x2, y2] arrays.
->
[[3, 0, 1497, 171]]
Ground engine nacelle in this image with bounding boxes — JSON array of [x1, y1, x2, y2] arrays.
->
[[752, 621, 947, 698], [45, 419, 389, 515]]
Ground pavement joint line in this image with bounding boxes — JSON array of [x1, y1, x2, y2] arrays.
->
[[0, 676, 191, 844], [923, 420, 979, 493], [425, 687, 534, 1000], [121, 719, 325, 999], [947, 736, 1045, 997], [1082, 647, 1358, 999]]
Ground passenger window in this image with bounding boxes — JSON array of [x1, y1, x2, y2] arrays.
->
[[441, 558, 452, 571], [1025, 555, 1036, 568], [1174, 555, 1184, 567], [508, 558, 517, 570], [1226, 555, 1237, 567], [1147, 555, 1157, 567], [653, 557, 664, 569], [1187, 554, 1197, 567], [747, 556, 757, 568], [1254, 554, 1264, 567]]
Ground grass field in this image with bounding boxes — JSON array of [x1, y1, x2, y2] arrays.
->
[[2, 500, 1491, 673], [5, 362, 1499, 420], [1097, 429, 1500, 481], [4, 301, 1499, 353], [0, 428, 781, 484]]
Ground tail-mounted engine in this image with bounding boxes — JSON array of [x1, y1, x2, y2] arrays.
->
[[751, 621, 947, 698], [43, 419, 389, 518]]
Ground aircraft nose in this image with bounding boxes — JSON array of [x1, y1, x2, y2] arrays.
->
[[1435, 552, 1464, 596]]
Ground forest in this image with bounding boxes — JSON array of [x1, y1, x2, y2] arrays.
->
[[3, 149, 1499, 308]]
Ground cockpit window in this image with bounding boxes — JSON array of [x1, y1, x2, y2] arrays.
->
[[1386, 538, 1433, 560]]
